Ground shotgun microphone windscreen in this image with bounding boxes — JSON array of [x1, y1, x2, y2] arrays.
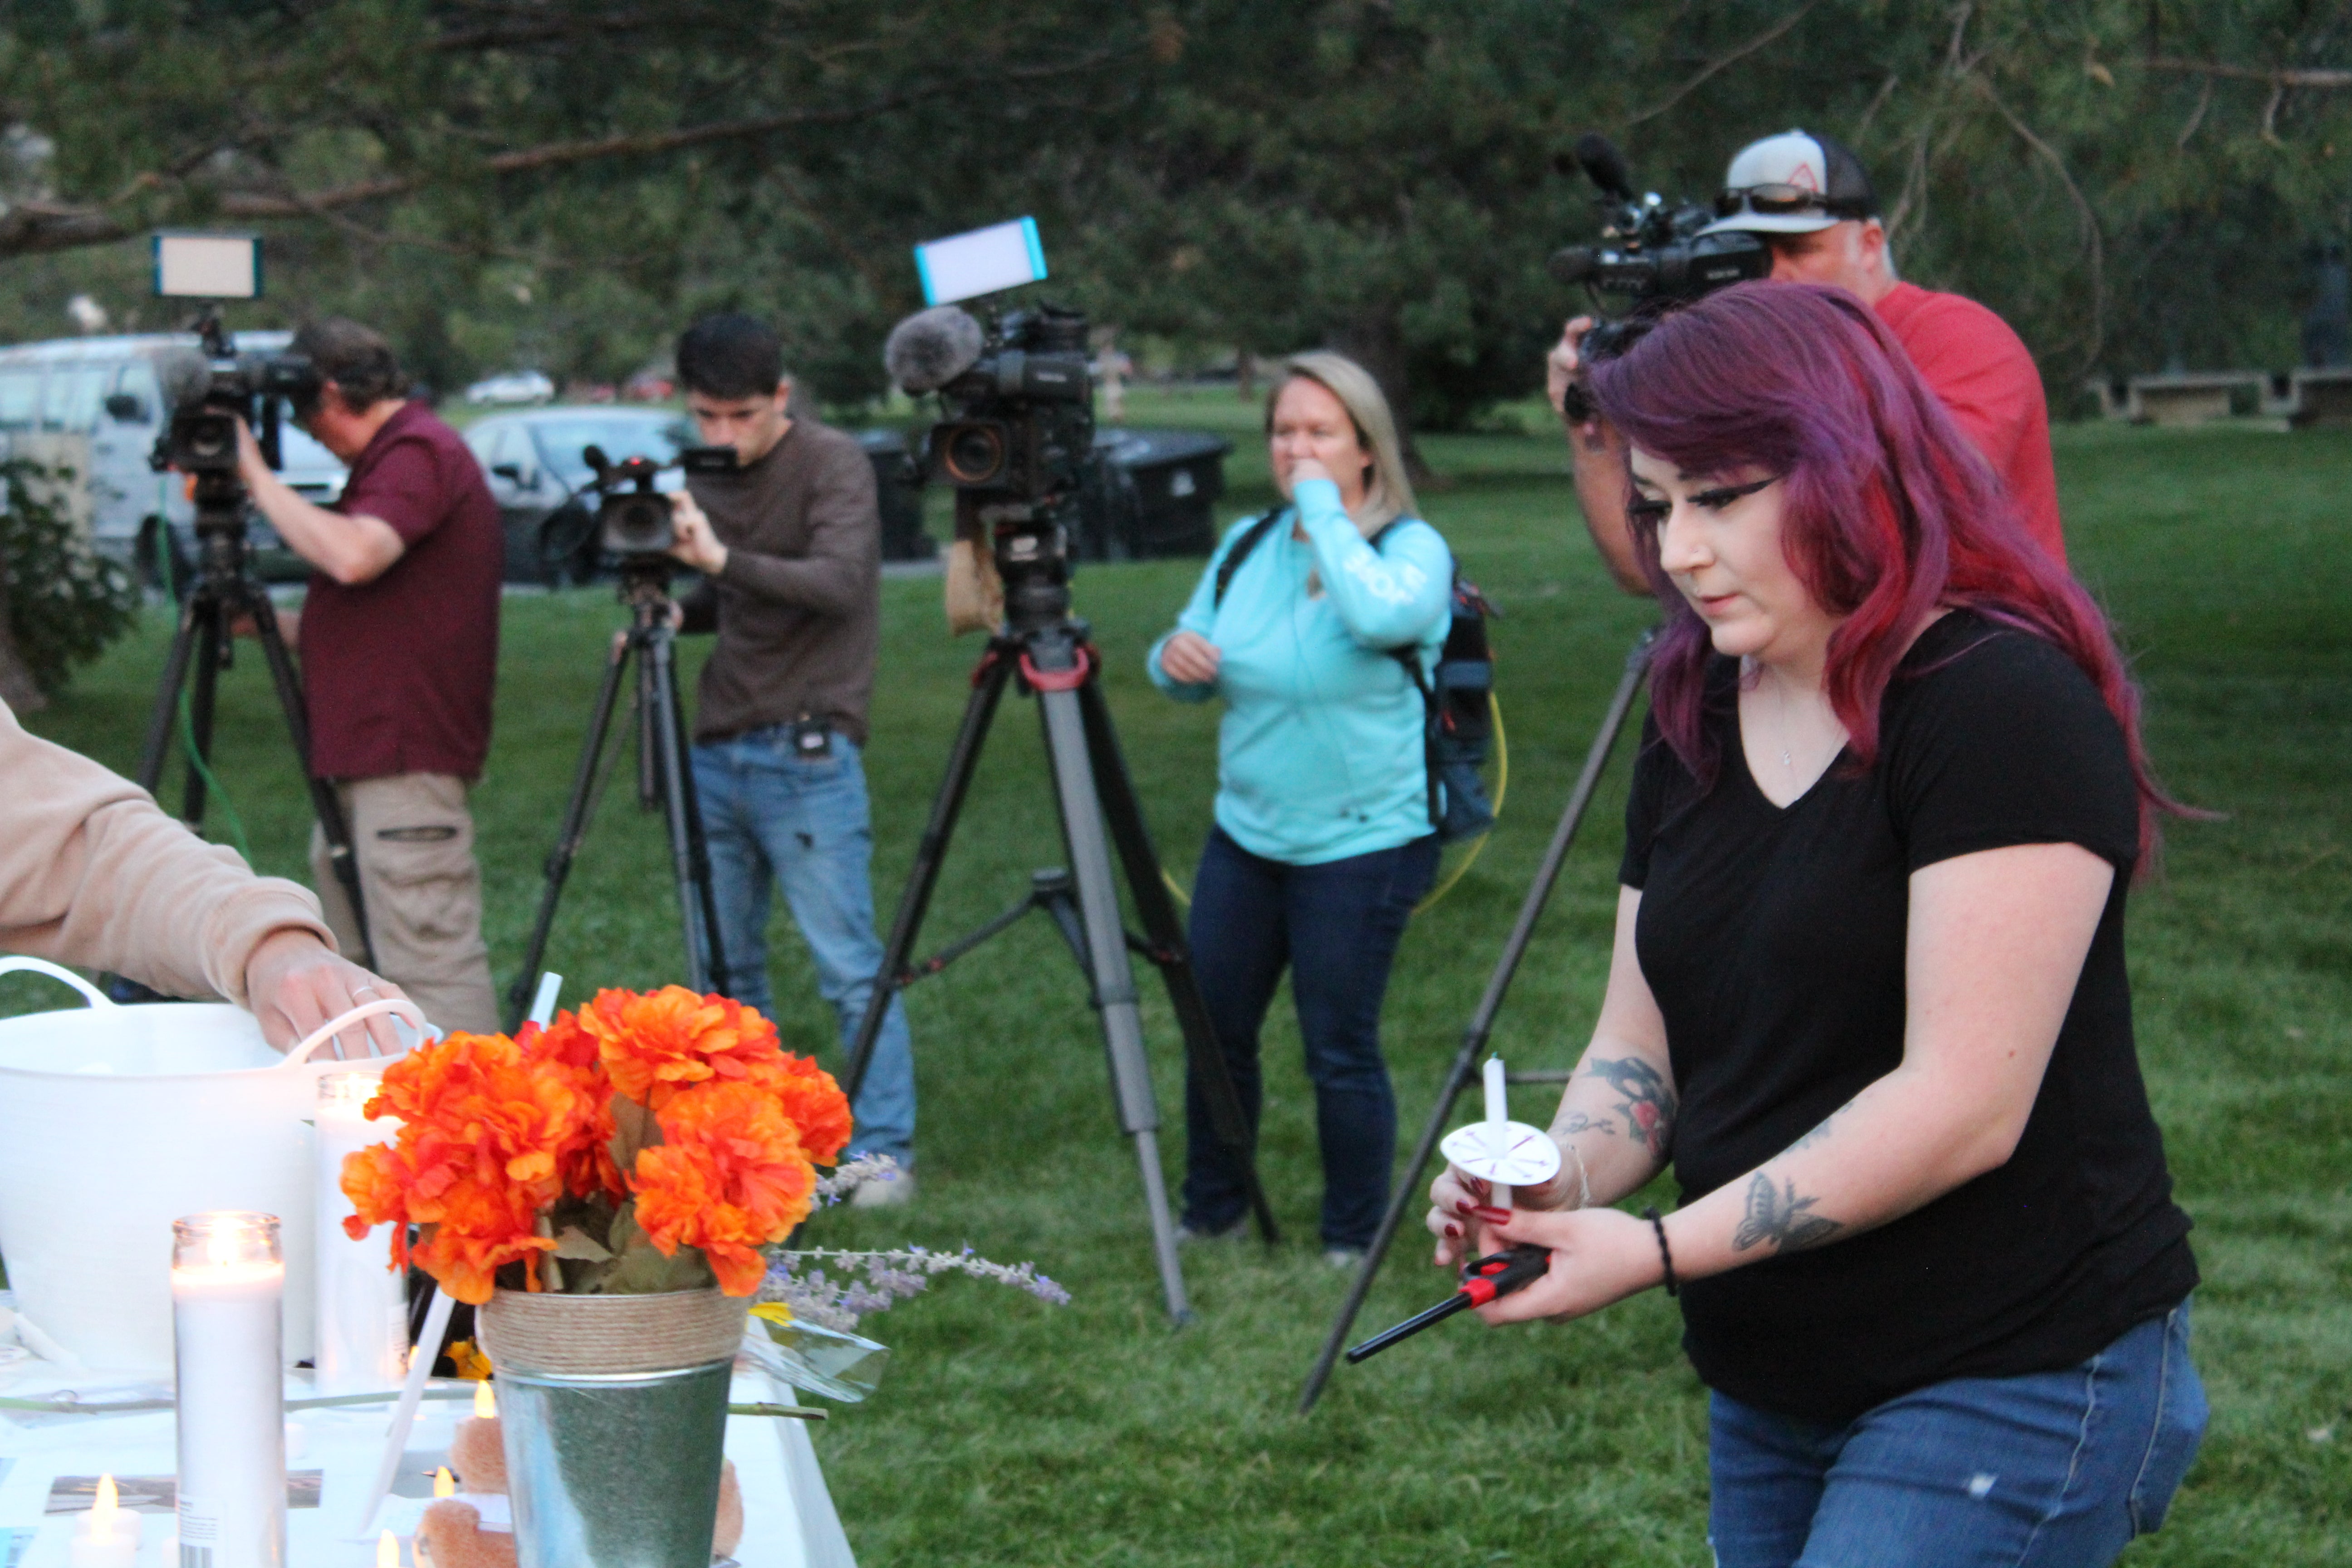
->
[[882, 306, 984, 393]]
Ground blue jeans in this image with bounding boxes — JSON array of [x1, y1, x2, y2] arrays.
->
[[1708, 1302, 2207, 1568], [691, 726, 914, 1166], [1182, 826, 1439, 1248]]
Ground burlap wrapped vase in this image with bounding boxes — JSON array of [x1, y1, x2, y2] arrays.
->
[[479, 1288, 750, 1568]]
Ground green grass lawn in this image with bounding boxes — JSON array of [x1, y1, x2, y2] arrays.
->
[[16, 395, 2351, 1564]]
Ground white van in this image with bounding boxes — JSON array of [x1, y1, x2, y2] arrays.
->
[[0, 331, 348, 585]]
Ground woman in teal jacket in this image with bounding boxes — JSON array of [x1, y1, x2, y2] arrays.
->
[[1149, 351, 1450, 1261]]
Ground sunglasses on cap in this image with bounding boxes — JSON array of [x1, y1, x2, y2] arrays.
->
[[1714, 185, 1872, 221]]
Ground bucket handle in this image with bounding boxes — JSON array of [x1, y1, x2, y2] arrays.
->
[[0, 957, 118, 1010], [280, 997, 436, 1068]]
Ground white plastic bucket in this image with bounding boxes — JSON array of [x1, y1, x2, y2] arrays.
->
[[0, 957, 427, 1372]]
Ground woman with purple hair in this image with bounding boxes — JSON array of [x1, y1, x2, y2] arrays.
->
[[1426, 282, 2205, 1565]]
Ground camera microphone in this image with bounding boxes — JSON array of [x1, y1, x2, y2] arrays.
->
[[1548, 246, 1601, 286], [155, 348, 213, 414], [884, 305, 985, 393], [1573, 132, 1637, 205], [581, 443, 613, 481]]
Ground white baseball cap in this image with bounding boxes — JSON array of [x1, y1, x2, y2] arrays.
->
[[1699, 130, 1880, 236]]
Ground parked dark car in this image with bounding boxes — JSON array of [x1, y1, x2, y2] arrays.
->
[[464, 407, 691, 584]]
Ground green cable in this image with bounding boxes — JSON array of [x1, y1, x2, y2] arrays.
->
[[150, 519, 254, 864]]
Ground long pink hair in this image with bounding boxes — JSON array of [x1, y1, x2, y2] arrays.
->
[[1589, 281, 2178, 858]]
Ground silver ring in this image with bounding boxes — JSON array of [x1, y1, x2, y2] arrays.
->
[[353, 986, 381, 998]]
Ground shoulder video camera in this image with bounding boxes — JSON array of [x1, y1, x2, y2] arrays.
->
[[926, 306, 1093, 503], [153, 311, 322, 478], [1548, 132, 1771, 361]]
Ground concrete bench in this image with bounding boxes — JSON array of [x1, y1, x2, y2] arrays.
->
[[2265, 367, 2352, 427], [2126, 372, 2264, 426]]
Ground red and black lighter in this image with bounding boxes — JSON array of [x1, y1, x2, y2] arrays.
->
[[1343, 1243, 1551, 1365]]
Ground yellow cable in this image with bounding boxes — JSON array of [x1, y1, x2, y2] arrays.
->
[[1413, 691, 1506, 916]]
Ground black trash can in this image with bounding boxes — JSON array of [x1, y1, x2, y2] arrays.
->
[[857, 428, 934, 561], [1093, 428, 1232, 558]]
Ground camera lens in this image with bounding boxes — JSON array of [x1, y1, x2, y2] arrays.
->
[[942, 423, 1006, 485], [604, 495, 672, 553]]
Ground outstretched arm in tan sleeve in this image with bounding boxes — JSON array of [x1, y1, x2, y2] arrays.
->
[[0, 702, 407, 1052]]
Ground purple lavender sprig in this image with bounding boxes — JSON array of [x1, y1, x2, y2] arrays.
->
[[759, 1245, 1071, 1333], [812, 1154, 901, 1206]]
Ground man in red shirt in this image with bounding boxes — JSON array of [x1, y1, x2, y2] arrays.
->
[[235, 318, 503, 1032], [1553, 129, 2066, 593]]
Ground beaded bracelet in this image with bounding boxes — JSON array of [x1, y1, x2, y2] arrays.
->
[[1643, 1205, 1679, 1297]]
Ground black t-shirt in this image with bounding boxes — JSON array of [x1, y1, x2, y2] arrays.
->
[[1620, 611, 2197, 1422]]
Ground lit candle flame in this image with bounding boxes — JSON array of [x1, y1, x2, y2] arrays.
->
[[206, 1223, 239, 1268], [91, 1473, 118, 1542], [377, 1527, 400, 1568], [473, 1380, 495, 1419], [433, 1465, 455, 1499]]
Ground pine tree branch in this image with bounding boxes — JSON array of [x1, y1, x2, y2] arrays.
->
[[2139, 57, 2352, 90], [1969, 74, 2105, 370], [0, 45, 1123, 260], [1622, 1, 1823, 129]]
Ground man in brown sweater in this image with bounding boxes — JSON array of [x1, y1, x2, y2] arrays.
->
[[666, 313, 915, 1198], [2, 701, 407, 1052]]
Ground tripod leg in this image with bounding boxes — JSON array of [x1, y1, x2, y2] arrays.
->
[[1037, 683, 1191, 1325], [643, 628, 715, 994], [842, 650, 1015, 1102], [181, 599, 224, 828], [244, 586, 374, 967], [1298, 628, 1656, 1413], [655, 627, 730, 997], [505, 631, 635, 1028], [137, 595, 205, 794], [1075, 674, 1280, 1246]]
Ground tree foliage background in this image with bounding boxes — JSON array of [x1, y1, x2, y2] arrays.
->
[[0, 0, 2345, 429]]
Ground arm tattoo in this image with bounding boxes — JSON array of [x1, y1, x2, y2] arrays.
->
[[1787, 1104, 1850, 1153], [1733, 1174, 1843, 1254], [1578, 1056, 1676, 1160]]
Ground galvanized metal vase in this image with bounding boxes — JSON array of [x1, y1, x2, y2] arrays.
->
[[479, 1287, 749, 1568]]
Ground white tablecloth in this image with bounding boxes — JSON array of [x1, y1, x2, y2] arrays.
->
[[0, 1365, 855, 1567]]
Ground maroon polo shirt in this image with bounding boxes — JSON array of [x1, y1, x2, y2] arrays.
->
[[299, 402, 501, 780]]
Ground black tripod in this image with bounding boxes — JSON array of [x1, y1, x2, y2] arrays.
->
[[841, 519, 1279, 1324], [506, 560, 729, 1028], [136, 474, 373, 967], [1297, 627, 1656, 1411]]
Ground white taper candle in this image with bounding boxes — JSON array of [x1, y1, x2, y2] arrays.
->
[[1483, 1056, 1513, 1209]]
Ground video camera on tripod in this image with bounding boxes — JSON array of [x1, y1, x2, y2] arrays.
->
[[1549, 132, 1772, 361], [153, 311, 320, 482], [853, 222, 1275, 1322], [123, 233, 377, 987], [885, 300, 1099, 631], [579, 442, 741, 561]]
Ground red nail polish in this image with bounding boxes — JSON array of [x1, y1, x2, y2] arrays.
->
[[1443, 1223, 1461, 1239], [1470, 1205, 1511, 1224]]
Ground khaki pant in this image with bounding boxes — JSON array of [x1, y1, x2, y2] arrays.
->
[[309, 773, 500, 1035]]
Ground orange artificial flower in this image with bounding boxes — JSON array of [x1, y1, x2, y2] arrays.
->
[[634, 1080, 819, 1294], [575, 986, 787, 1111], [520, 1013, 624, 1202], [745, 1053, 853, 1167], [340, 991, 855, 1303], [342, 1031, 595, 1303]]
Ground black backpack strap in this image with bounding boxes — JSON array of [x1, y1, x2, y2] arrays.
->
[[1211, 510, 1288, 609], [1368, 519, 1446, 832]]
